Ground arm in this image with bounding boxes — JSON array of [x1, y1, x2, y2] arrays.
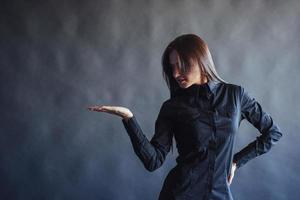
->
[[233, 86, 283, 169], [122, 102, 173, 172]]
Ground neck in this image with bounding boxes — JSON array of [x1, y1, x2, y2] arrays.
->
[[201, 76, 208, 84], [195, 76, 208, 85]]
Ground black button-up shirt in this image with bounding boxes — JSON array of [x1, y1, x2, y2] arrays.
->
[[122, 80, 283, 200]]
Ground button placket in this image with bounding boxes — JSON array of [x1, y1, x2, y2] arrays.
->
[[205, 102, 218, 199]]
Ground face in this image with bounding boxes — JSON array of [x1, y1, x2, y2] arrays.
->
[[169, 49, 204, 89]]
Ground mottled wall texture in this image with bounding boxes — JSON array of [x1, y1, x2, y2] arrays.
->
[[1, 0, 299, 199]]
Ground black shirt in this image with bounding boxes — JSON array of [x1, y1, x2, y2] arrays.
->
[[122, 80, 283, 200]]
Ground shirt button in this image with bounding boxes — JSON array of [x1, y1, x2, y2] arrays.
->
[[207, 93, 213, 99]]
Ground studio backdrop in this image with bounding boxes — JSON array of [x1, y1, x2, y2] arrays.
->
[[1, 0, 299, 199]]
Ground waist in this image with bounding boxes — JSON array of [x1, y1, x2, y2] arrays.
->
[[176, 146, 208, 164]]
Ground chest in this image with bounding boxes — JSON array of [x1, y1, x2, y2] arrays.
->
[[171, 95, 240, 147]]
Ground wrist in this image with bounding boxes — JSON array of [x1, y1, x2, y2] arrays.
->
[[123, 113, 133, 122]]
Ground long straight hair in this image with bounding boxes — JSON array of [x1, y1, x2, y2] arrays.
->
[[161, 34, 227, 98]]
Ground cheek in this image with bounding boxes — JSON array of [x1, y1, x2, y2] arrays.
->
[[184, 75, 192, 82], [189, 67, 201, 79], [187, 73, 200, 82]]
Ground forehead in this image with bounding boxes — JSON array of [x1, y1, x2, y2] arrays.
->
[[169, 49, 197, 67]]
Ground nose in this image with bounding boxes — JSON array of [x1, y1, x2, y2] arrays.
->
[[173, 66, 183, 78]]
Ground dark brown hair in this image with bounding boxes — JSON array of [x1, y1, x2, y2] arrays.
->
[[161, 34, 227, 98]]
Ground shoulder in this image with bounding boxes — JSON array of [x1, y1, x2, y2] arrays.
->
[[218, 82, 256, 105], [222, 83, 257, 104], [221, 82, 241, 90], [160, 98, 174, 112], [218, 81, 242, 96], [157, 98, 178, 119]]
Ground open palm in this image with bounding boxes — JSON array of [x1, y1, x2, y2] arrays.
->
[[87, 105, 133, 120]]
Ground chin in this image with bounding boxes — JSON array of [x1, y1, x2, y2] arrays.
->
[[179, 82, 191, 88]]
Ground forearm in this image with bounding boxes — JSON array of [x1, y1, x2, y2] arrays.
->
[[122, 115, 166, 172], [233, 124, 282, 168]]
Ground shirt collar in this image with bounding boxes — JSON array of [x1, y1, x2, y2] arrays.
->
[[207, 80, 220, 93], [174, 80, 220, 99]]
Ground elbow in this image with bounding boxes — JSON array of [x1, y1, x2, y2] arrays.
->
[[145, 166, 158, 172], [257, 131, 283, 155], [277, 129, 283, 140], [136, 146, 167, 172], [269, 124, 283, 141], [271, 128, 283, 144], [144, 156, 165, 172], [144, 160, 162, 172]]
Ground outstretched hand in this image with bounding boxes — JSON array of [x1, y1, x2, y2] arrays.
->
[[87, 105, 133, 121], [228, 162, 237, 185]]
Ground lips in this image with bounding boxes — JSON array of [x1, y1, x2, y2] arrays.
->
[[177, 78, 186, 84]]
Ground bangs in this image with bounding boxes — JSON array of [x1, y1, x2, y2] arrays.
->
[[163, 47, 199, 78], [176, 50, 198, 73]]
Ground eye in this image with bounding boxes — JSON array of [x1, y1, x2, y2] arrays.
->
[[170, 63, 177, 71]]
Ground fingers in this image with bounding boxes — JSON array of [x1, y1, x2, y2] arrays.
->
[[86, 105, 124, 117], [87, 105, 109, 112], [228, 171, 235, 185], [86, 105, 131, 119], [228, 174, 231, 184], [227, 161, 237, 185], [230, 175, 234, 184], [87, 106, 102, 112]]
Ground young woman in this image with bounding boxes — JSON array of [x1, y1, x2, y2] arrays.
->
[[87, 34, 283, 200]]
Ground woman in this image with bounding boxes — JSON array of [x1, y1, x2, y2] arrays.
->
[[87, 34, 283, 200]]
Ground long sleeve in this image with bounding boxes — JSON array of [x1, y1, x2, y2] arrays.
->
[[121, 102, 174, 172], [233, 86, 283, 169]]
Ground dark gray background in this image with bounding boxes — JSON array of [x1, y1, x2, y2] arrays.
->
[[1, 0, 299, 199]]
